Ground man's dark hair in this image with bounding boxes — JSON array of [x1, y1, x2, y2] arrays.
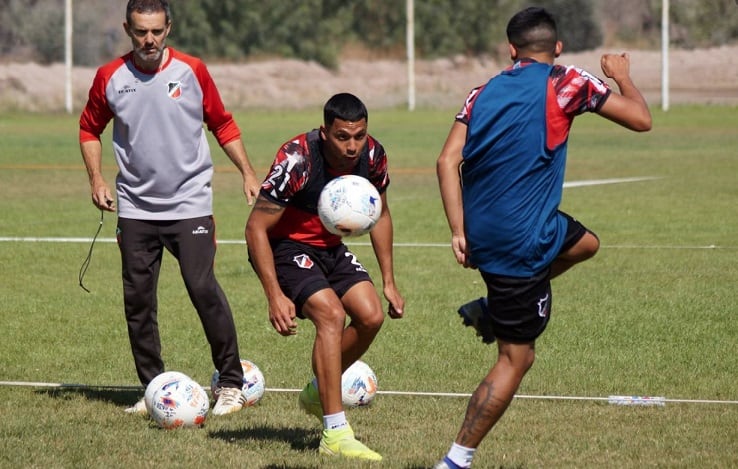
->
[[506, 7, 558, 54], [323, 93, 368, 126], [126, 0, 171, 25]]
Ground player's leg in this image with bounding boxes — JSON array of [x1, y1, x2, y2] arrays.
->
[[166, 216, 243, 390], [439, 269, 550, 467], [117, 217, 165, 386], [550, 212, 599, 279], [456, 340, 535, 448], [301, 288, 382, 461], [328, 244, 385, 369], [301, 288, 347, 417], [288, 247, 382, 461], [339, 281, 384, 368]]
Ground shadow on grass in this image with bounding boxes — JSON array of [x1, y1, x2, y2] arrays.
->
[[35, 384, 143, 408], [36, 386, 321, 451], [210, 424, 318, 452]]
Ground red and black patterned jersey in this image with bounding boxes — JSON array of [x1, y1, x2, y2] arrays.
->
[[456, 58, 611, 151], [260, 129, 389, 248]]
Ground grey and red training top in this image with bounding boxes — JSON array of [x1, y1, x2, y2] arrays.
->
[[79, 47, 241, 220]]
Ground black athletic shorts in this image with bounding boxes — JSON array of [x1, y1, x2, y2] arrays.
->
[[268, 239, 372, 318], [480, 212, 593, 343]]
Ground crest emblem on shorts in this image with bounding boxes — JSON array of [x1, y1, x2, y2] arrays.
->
[[167, 81, 182, 99], [537, 293, 550, 318], [293, 254, 314, 269]]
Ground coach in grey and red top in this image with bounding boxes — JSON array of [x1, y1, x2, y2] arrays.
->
[[78, 0, 260, 417]]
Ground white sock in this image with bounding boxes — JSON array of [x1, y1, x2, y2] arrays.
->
[[323, 411, 349, 430], [448, 442, 475, 468]]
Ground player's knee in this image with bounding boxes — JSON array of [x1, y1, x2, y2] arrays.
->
[[572, 231, 600, 262], [582, 233, 600, 259], [362, 309, 385, 331], [350, 307, 385, 333]]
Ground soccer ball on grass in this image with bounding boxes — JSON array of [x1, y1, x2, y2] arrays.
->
[[211, 358, 266, 406], [145, 372, 209, 429], [342, 360, 378, 407], [318, 175, 381, 237], [143, 371, 189, 415]]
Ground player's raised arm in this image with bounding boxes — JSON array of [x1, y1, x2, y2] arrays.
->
[[597, 53, 652, 132]]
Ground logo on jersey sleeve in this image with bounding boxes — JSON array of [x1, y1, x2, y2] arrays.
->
[[293, 254, 314, 269], [167, 81, 182, 99]]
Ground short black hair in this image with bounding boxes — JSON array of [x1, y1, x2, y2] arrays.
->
[[506, 7, 558, 54], [126, 0, 171, 25], [323, 93, 368, 126]]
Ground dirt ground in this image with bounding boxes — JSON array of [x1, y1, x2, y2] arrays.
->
[[1, 45, 737, 112]]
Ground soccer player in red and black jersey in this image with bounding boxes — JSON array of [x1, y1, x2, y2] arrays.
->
[[246, 93, 404, 461]]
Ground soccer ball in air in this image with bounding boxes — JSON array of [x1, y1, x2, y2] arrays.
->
[[211, 359, 266, 406], [146, 373, 209, 429], [341, 360, 378, 407], [318, 175, 382, 237]]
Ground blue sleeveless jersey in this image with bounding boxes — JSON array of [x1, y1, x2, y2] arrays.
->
[[461, 62, 568, 277]]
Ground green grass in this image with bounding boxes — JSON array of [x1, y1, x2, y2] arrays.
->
[[1, 105, 738, 468]]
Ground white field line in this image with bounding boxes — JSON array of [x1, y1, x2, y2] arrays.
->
[[561, 176, 661, 188], [0, 237, 733, 250], [1, 380, 736, 405], [0, 176, 664, 247]]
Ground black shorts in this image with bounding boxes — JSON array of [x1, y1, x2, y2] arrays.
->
[[480, 212, 592, 343], [268, 239, 372, 317]]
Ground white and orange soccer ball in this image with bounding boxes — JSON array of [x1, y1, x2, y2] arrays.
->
[[210, 359, 266, 407], [318, 175, 382, 237], [143, 371, 190, 415], [341, 360, 378, 407], [145, 372, 209, 429]]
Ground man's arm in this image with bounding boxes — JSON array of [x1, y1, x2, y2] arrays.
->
[[436, 121, 471, 267], [597, 53, 652, 132], [244, 196, 297, 336], [368, 192, 404, 319], [222, 139, 260, 205], [80, 139, 115, 212]]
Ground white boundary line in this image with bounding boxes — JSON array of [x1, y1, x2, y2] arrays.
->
[[1, 177, 674, 248], [0, 237, 734, 250], [2, 380, 737, 405], [561, 176, 661, 188]]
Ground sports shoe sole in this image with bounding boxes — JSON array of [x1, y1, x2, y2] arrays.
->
[[457, 297, 496, 344]]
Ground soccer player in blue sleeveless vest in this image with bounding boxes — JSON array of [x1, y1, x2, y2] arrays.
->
[[434, 7, 651, 468], [79, 0, 261, 416]]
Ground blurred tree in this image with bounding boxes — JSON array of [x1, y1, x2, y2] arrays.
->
[[538, 0, 603, 52], [1, 0, 737, 66], [669, 0, 738, 48], [168, 0, 216, 57], [0, 0, 63, 63]]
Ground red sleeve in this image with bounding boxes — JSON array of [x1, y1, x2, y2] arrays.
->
[[455, 85, 485, 126], [260, 134, 311, 203], [78, 57, 123, 142], [545, 65, 612, 150], [175, 50, 241, 147], [366, 137, 390, 194]]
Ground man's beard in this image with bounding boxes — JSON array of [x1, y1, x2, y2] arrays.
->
[[134, 43, 165, 65]]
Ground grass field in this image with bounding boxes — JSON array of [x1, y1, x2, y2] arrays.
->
[[1, 105, 737, 468]]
